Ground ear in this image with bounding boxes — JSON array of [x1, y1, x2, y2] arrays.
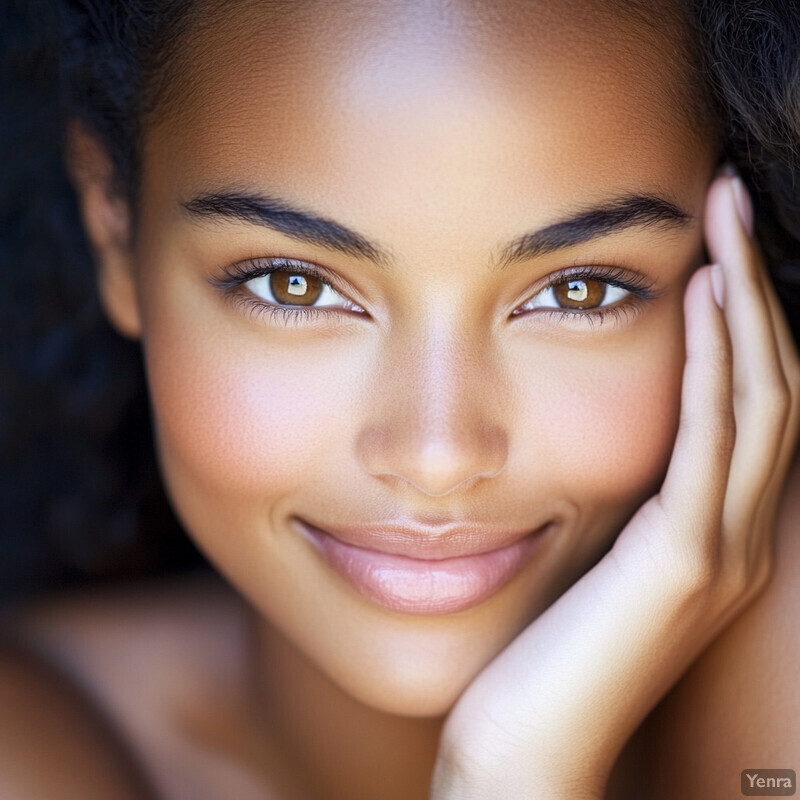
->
[[65, 120, 142, 339]]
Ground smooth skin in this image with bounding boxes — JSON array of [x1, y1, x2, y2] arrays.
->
[[3, 1, 799, 799]]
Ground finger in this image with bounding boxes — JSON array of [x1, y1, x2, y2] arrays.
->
[[657, 264, 734, 534], [703, 175, 791, 528]]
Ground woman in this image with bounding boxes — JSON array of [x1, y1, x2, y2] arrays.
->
[[1, 0, 798, 798]]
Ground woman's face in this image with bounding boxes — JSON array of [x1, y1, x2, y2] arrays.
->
[[116, 0, 718, 714]]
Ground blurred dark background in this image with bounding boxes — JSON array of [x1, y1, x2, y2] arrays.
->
[[0, 0, 204, 605]]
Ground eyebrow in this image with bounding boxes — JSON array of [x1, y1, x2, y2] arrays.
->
[[497, 195, 694, 268], [182, 191, 389, 264], [181, 190, 694, 268]]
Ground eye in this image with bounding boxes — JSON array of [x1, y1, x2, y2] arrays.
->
[[245, 267, 352, 309], [210, 257, 367, 325], [519, 277, 630, 313]]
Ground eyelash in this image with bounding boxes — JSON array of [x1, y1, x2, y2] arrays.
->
[[211, 258, 659, 328], [512, 264, 659, 327]]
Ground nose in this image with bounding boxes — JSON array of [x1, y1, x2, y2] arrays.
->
[[356, 326, 509, 497]]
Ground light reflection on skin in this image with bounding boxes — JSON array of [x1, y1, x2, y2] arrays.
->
[[88, 0, 720, 793]]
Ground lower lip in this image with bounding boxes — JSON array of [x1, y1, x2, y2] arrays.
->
[[298, 522, 550, 615]]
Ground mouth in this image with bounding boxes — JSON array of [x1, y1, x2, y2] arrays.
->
[[295, 518, 553, 615]]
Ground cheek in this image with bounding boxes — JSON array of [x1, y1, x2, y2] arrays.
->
[[140, 300, 367, 515], [518, 326, 685, 522], [156, 359, 315, 491], [562, 363, 680, 486]]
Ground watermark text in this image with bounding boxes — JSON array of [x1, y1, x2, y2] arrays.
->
[[741, 769, 796, 796]]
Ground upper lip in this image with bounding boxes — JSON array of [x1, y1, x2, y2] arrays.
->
[[296, 517, 551, 560]]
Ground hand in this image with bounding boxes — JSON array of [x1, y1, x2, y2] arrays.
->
[[430, 173, 800, 800]]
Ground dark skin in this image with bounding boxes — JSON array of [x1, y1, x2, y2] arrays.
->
[[2, 1, 800, 798]]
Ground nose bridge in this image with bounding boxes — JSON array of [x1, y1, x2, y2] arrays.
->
[[408, 321, 470, 430], [357, 317, 509, 497]]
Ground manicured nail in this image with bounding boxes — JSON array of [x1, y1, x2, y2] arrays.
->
[[730, 176, 754, 236], [709, 264, 724, 308]]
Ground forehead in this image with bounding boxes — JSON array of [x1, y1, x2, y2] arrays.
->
[[141, 0, 715, 236]]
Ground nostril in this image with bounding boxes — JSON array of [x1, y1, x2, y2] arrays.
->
[[356, 424, 508, 497]]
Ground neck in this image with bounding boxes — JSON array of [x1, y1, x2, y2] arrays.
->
[[249, 613, 445, 800]]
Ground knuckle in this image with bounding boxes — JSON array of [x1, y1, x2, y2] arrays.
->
[[719, 546, 773, 607], [670, 535, 723, 600], [678, 404, 735, 454], [756, 389, 792, 435], [755, 374, 792, 418], [734, 364, 786, 398], [686, 337, 731, 379], [721, 557, 752, 600], [691, 414, 736, 462]]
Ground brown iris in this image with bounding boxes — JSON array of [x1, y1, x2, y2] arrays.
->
[[553, 279, 606, 309], [269, 271, 324, 305]]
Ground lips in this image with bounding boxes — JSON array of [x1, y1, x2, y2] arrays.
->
[[296, 518, 551, 615]]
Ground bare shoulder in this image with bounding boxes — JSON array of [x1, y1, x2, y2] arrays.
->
[[0, 570, 246, 800], [613, 451, 800, 800], [0, 634, 155, 799], [2, 569, 244, 692]]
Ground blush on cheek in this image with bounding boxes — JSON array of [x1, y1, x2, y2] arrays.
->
[[144, 333, 363, 505], [540, 353, 683, 516]]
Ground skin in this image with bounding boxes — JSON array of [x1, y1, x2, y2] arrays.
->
[[47, 0, 798, 798]]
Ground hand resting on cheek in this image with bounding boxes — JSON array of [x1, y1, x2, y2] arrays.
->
[[430, 173, 800, 800]]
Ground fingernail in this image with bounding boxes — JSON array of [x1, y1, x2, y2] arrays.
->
[[709, 264, 724, 308], [730, 176, 754, 236]]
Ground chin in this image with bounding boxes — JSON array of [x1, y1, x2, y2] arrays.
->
[[335, 656, 475, 718], [309, 611, 520, 718]]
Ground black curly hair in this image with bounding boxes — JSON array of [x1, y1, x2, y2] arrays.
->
[[696, 0, 800, 331], [1, 0, 799, 602], [0, 0, 208, 601]]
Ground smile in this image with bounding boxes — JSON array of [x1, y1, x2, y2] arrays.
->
[[296, 519, 552, 615]]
